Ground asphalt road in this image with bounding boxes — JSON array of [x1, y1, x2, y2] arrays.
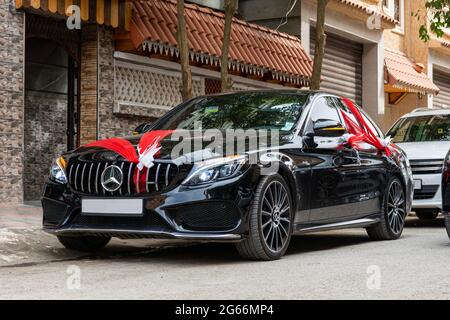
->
[[0, 216, 449, 299]]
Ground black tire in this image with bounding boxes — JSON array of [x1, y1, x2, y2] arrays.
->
[[445, 216, 450, 239], [235, 174, 294, 260], [415, 209, 439, 220], [57, 235, 111, 252], [366, 177, 406, 241]]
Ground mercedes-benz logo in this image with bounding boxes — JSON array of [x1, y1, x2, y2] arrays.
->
[[101, 165, 123, 192]]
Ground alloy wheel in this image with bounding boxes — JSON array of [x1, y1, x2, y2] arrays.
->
[[387, 180, 405, 235], [260, 181, 291, 252]]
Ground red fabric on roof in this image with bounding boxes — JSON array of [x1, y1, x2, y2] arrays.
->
[[384, 48, 440, 94], [130, 0, 313, 85]]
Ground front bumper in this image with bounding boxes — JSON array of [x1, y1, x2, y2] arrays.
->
[[42, 167, 258, 241], [412, 173, 442, 210], [45, 227, 242, 241]]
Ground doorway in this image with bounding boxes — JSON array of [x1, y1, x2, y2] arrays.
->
[[23, 37, 79, 201]]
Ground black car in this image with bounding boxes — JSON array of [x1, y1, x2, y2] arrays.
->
[[443, 149, 450, 239], [42, 91, 413, 260]]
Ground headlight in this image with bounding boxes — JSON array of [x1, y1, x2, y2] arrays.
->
[[50, 156, 68, 184], [182, 156, 246, 186]]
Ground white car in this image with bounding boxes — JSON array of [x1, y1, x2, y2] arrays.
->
[[387, 107, 450, 220]]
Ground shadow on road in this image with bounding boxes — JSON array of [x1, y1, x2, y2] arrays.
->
[[405, 216, 445, 228], [89, 231, 371, 265]]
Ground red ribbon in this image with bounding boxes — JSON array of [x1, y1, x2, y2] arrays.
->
[[84, 130, 174, 163], [83, 130, 174, 192], [340, 98, 391, 156]]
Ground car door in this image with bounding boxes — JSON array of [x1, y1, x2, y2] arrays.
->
[[303, 96, 364, 222], [336, 98, 388, 216]]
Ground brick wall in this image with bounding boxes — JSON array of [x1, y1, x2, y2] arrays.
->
[[0, 0, 24, 206], [23, 92, 67, 201]]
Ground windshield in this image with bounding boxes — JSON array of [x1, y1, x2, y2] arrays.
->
[[152, 92, 309, 132], [387, 114, 450, 142]]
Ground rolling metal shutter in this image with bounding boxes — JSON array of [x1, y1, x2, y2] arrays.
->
[[433, 69, 450, 108], [310, 28, 363, 105]]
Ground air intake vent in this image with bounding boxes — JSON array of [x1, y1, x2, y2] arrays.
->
[[410, 159, 443, 175]]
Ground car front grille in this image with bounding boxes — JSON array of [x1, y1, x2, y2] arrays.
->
[[67, 157, 181, 196], [413, 185, 439, 200], [410, 159, 443, 175]]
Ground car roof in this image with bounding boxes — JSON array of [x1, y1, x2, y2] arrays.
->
[[199, 89, 324, 98], [401, 107, 450, 118]]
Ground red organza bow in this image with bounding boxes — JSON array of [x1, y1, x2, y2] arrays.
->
[[84, 130, 174, 165], [340, 98, 391, 156]]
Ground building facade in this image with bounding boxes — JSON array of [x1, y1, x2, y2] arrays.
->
[[0, 0, 313, 205]]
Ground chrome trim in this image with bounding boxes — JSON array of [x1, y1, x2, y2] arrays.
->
[[74, 164, 80, 190], [136, 166, 140, 193], [119, 162, 125, 195], [155, 163, 161, 191], [68, 163, 73, 185], [44, 227, 242, 241], [80, 163, 87, 192], [128, 162, 133, 195], [88, 163, 94, 193], [298, 218, 379, 233], [165, 164, 171, 186], [95, 163, 100, 194], [145, 165, 151, 193]]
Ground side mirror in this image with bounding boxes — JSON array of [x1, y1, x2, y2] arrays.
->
[[133, 122, 152, 135], [313, 119, 347, 137]]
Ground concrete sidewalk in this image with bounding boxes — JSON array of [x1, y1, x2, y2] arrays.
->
[[0, 205, 196, 267], [0, 205, 42, 228]]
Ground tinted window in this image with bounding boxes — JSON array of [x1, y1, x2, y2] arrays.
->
[[153, 92, 309, 132], [387, 114, 450, 142], [309, 97, 342, 124]]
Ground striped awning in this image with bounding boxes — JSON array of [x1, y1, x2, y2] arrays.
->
[[15, 0, 132, 30]]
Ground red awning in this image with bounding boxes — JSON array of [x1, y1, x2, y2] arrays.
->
[[384, 48, 440, 95], [130, 0, 313, 86]]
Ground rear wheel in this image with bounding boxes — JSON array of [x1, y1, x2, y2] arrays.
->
[[366, 177, 406, 240], [236, 174, 293, 260], [57, 235, 111, 252], [445, 216, 450, 239], [415, 209, 439, 220]]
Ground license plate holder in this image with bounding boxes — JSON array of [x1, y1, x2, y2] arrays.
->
[[81, 198, 144, 216]]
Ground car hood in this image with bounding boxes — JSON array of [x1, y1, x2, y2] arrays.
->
[[71, 131, 294, 162], [394, 141, 450, 160]]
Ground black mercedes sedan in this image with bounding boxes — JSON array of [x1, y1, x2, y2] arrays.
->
[[443, 149, 450, 239], [42, 91, 413, 260]]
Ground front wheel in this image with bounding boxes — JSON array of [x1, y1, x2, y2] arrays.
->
[[57, 235, 111, 252], [235, 174, 294, 260], [366, 177, 406, 240]]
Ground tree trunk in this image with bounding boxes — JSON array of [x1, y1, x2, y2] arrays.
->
[[176, 0, 193, 101], [220, 0, 237, 92], [310, 0, 329, 90]]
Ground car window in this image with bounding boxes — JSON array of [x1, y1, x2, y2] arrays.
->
[[387, 114, 450, 142], [334, 98, 383, 138], [309, 97, 342, 124]]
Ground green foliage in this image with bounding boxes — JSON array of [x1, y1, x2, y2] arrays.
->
[[417, 0, 450, 42]]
